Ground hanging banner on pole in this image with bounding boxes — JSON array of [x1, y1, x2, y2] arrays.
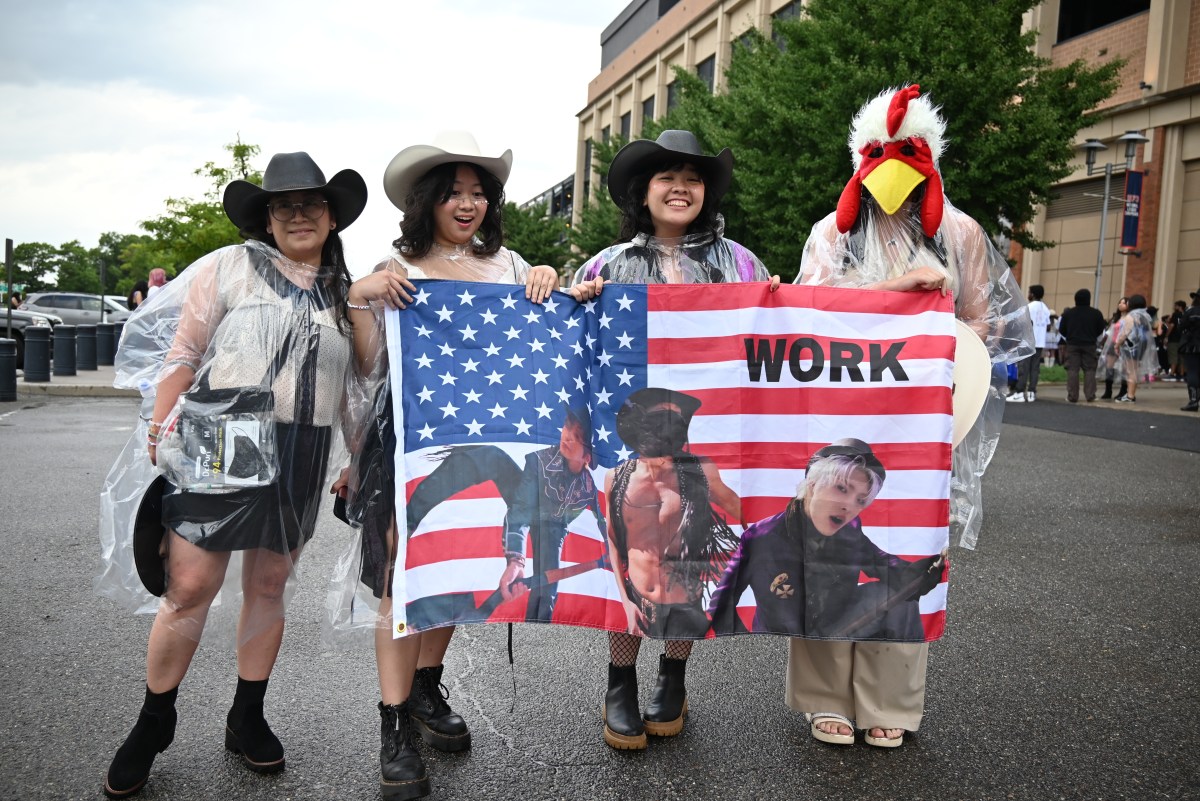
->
[[1121, 170, 1143, 249]]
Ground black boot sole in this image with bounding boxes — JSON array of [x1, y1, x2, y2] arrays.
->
[[411, 718, 472, 752], [381, 773, 432, 800], [644, 697, 688, 737], [103, 776, 148, 799], [224, 726, 286, 774]]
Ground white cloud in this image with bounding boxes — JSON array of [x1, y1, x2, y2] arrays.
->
[[0, 0, 626, 276]]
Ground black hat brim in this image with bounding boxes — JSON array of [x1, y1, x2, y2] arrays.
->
[[223, 168, 368, 234], [607, 140, 733, 208], [615, 387, 702, 451], [133, 475, 168, 597]]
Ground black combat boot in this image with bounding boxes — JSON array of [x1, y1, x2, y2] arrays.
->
[[643, 655, 688, 737], [104, 685, 178, 799], [603, 663, 646, 750], [1183, 387, 1199, 412], [379, 702, 430, 800], [409, 665, 471, 752], [225, 677, 285, 774], [1101, 373, 1114, 399], [1114, 380, 1128, 401]]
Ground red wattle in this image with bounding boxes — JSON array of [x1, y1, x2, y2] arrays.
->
[[921, 171, 944, 237], [836, 175, 863, 233]]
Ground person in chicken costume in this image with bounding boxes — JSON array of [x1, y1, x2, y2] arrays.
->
[[792, 85, 1033, 747]]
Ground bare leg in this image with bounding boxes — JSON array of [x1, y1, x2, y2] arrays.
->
[[146, 533, 230, 692], [376, 594, 424, 705], [236, 547, 297, 681]]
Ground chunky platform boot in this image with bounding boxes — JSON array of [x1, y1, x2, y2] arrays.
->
[[1101, 374, 1114, 399], [409, 665, 471, 752], [225, 677, 285, 774], [380, 702, 430, 800], [643, 655, 688, 737], [103, 686, 178, 799], [603, 663, 647, 750]]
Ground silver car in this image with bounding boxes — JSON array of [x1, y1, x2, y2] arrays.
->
[[21, 292, 131, 325]]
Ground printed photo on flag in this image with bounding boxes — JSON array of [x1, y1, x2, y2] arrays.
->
[[384, 280, 956, 643]]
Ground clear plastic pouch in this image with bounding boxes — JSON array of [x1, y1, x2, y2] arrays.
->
[[156, 385, 278, 491]]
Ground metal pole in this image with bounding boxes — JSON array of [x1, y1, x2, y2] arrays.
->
[[1094, 163, 1112, 305], [5, 239, 12, 340]]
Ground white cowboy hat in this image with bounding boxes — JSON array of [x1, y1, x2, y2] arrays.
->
[[382, 131, 513, 212], [952, 319, 991, 447]]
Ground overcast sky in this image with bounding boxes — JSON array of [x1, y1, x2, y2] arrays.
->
[[0, 1, 628, 276]]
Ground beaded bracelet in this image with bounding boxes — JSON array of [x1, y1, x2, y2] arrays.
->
[[346, 301, 372, 311]]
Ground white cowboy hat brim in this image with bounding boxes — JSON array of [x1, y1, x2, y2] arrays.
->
[[383, 131, 513, 212]]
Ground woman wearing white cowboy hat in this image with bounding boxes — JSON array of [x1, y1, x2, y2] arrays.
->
[[331, 131, 559, 800], [570, 129, 779, 752], [102, 151, 392, 797]]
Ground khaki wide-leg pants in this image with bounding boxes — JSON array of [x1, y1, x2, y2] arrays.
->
[[785, 639, 929, 731]]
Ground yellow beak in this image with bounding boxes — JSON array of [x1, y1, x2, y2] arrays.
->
[[862, 159, 926, 216]]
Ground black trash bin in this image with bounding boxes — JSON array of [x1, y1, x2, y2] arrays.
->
[[76, 324, 97, 371], [97, 322, 115, 366], [113, 321, 125, 354], [0, 339, 16, 401], [24, 327, 50, 382], [53, 324, 77, 376]]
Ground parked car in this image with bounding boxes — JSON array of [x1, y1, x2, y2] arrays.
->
[[2, 308, 62, 368], [21, 292, 131, 325]]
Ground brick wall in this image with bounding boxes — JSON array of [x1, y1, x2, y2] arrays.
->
[[1052, 12, 1148, 110], [1184, 0, 1200, 86]]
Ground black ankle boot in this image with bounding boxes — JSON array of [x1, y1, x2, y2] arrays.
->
[[1115, 380, 1128, 401], [603, 663, 646, 750], [380, 702, 430, 800], [1183, 387, 1199, 412], [643, 655, 688, 737], [104, 685, 178, 799], [409, 665, 470, 752], [1101, 378, 1113, 399], [225, 677, 285, 774]]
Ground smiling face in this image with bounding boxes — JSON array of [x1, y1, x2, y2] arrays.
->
[[643, 163, 705, 238], [266, 190, 334, 266], [432, 164, 488, 247], [805, 466, 875, 537]]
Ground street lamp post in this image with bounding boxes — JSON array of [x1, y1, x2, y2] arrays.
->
[[1082, 130, 1149, 305]]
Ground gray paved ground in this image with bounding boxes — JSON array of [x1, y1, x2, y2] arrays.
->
[[1, 393, 1197, 801]]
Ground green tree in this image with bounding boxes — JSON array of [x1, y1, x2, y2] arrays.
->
[[52, 240, 103, 293], [502, 202, 574, 275], [10, 242, 59, 293], [656, 0, 1122, 279], [569, 136, 626, 264]]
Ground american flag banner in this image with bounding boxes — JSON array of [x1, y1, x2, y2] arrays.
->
[[385, 280, 956, 642]]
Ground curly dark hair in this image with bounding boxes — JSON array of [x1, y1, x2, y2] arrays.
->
[[1127, 293, 1147, 311], [236, 191, 351, 334], [394, 162, 506, 258], [616, 159, 723, 244]]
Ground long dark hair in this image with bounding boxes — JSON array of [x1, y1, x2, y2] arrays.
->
[[616, 159, 723, 244], [394, 162, 505, 258], [238, 192, 351, 334]]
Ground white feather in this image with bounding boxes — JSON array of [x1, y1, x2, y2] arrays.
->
[[848, 86, 947, 170]]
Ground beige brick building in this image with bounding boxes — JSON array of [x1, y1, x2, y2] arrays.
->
[[575, 0, 1200, 317]]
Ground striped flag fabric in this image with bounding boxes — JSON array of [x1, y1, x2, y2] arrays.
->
[[385, 280, 955, 641]]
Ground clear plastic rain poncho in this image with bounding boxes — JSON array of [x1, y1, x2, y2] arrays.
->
[[326, 243, 533, 644], [574, 217, 768, 284], [97, 238, 353, 645], [797, 196, 1034, 548], [1099, 307, 1156, 382]]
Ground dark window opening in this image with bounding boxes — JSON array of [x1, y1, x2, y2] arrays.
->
[[696, 55, 716, 93], [642, 95, 655, 125], [620, 111, 632, 141], [667, 81, 679, 111], [1057, 0, 1149, 42]]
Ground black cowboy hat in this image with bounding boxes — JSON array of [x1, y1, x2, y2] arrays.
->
[[223, 152, 368, 233], [615, 387, 702, 451], [807, 438, 886, 483], [607, 130, 733, 207], [132, 475, 169, 596]]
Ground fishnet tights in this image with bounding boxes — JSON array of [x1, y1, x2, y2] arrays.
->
[[609, 632, 693, 667]]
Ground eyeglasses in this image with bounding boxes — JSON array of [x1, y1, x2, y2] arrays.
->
[[268, 198, 328, 222], [442, 191, 489, 207]]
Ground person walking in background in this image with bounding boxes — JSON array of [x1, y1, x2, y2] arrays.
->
[[127, 280, 149, 311], [1100, 301, 1127, 400], [1178, 290, 1200, 411], [1167, 300, 1186, 381], [146, 268, 168, 299], [9, 290, 22, 310], [1007, 284, 1050, 403], [1058, 288, 1107, 403]]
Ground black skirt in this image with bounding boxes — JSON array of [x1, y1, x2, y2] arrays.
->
[[164, 422, 332, 554]]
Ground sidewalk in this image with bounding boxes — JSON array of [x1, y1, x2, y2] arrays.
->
[[13, 364, 137, 398], [1011, 377, 1194, 417]]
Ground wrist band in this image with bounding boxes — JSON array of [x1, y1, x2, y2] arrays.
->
[[346, 301, 372, 311]]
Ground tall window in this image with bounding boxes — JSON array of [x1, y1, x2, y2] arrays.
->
[[642, 95, 655, 125], [772, 1, 801, 48], [667, 81, 679, 111], [696, 55, 716, 93], [620, 111, 632, 141], [601, 125, 611, 143], [583, 138, 593, 200]]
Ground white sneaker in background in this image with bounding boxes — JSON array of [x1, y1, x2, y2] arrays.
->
[[1006, 393, 1026, 403]]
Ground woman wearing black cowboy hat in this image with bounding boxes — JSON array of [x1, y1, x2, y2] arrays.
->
[[102, 151, 396, 798], [568, 131, 778, 751]]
